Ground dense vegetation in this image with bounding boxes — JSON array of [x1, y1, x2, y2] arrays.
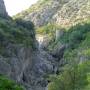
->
[[48, 61, 90, 90], [48, 20, 90, 90], [0, 75, 24, 90], [0, 17, 36, 56]]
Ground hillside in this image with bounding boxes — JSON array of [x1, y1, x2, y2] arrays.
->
[[14, 0, 90, 27]]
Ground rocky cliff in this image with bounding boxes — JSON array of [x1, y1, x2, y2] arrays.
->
[[0, 0, 8, 17], [14, 0, 90, 27]]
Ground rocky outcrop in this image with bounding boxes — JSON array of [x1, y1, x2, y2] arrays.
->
[[52, 44, 66, 60], [0, 41, 34, 81], [0, 0, 8, 17], [0, 42, 58, 90], [23, 50, 57, 90]]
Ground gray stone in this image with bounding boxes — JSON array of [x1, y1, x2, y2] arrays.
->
[[0, 56, 11, 76], [0, 0, 8, 17]]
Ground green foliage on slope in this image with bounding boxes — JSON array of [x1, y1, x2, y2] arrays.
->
[[48, 61, 90, 90], [0, 17, 36, 57], [61, 23, 90, 49], [36, 23, 60, 35], [48, 20, 90, 50], [0, 17, 35, 48], [48, 20, 90, 90], [0, 75, 24, 90]]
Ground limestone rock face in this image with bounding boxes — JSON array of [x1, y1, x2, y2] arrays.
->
[[0, 0, 8, 17]]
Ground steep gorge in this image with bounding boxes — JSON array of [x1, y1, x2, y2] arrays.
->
[[14, 0, 90, 90], [0, 0, 90, 90]]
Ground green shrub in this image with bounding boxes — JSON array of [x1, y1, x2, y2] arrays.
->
[[55, 22, 90, 50], [48, 61, 90, 90], [0, 75, 24, 90]]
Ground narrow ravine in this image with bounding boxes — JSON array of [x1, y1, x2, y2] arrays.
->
[[35, 35, 59, 90]]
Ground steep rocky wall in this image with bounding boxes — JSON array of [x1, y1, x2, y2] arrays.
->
[[0, 0, 8, 17], [0, 42, 57, 90]]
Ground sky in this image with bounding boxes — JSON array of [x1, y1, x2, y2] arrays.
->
[[4, 0, 38, 16]]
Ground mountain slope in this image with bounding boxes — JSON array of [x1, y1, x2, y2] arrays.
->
[[14, 0, 90, 27]]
